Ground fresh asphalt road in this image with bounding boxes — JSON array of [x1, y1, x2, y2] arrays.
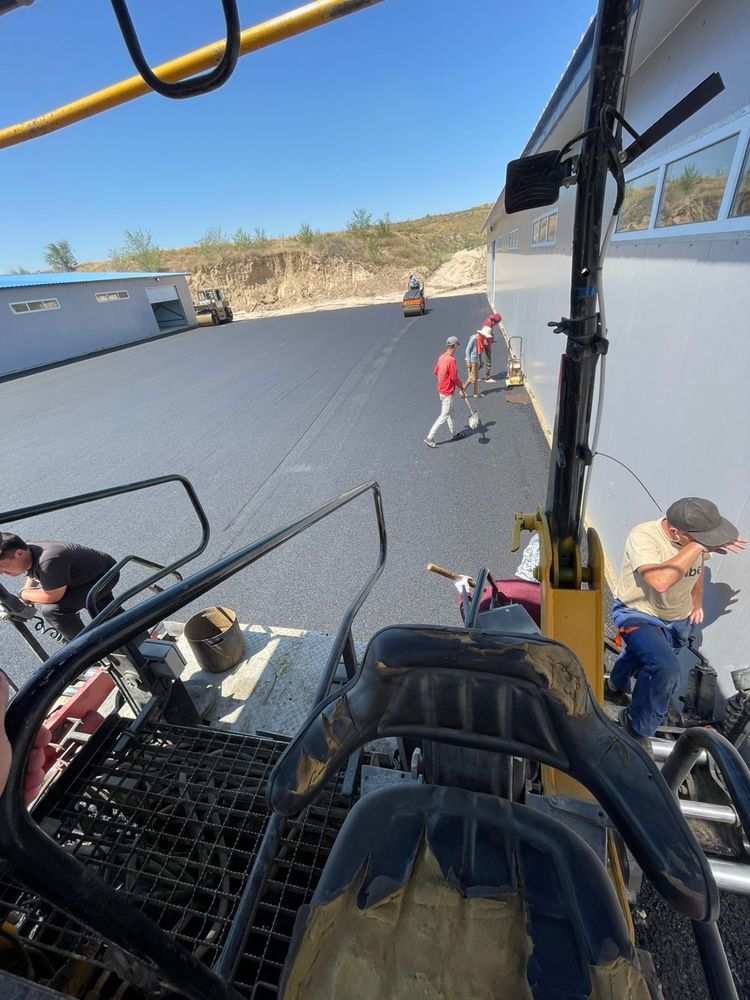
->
[[0, 292, 550, 686], [1, 295, 748, 998]]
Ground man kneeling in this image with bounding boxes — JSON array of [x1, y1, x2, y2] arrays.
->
[[0, 533, 119, 641]]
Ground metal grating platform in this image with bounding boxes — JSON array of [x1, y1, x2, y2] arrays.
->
[[0, 718, 366, 998], [234, 794, 353, 998]]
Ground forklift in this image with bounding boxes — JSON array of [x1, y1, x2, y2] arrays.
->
[[1, 1, 749, 998]]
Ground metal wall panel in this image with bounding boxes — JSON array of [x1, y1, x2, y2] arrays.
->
[[487, 0, 750, 693], [0, 276, 196, 376]]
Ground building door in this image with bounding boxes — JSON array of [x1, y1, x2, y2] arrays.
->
[[146, 284, 187, 331]]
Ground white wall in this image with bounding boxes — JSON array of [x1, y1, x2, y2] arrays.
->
[[0, 276, 196, 376], [487, 0, 750, 695]]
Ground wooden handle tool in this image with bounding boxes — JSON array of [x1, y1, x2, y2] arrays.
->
[[427, 563, 476, 589]]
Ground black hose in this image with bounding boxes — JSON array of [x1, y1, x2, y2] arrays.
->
[[109, 0, 241, 99]]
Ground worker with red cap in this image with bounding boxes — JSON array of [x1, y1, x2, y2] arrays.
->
[[480, 312, 502, 383]]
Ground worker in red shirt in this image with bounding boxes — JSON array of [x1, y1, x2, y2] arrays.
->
[[480, 312, 502, 383], [425, 336, 467, 448]]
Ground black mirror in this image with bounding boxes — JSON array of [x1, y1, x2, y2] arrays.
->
[[504, 150, 566, 214]]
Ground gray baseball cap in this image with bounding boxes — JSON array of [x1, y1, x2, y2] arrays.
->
[[666, 497, 738, 547], [446, 336, 460, 346]]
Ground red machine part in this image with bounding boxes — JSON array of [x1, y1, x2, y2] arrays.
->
[[41, 668, 116, 780]]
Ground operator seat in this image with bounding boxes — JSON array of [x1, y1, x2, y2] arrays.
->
[[268, 625, 717, 1000]]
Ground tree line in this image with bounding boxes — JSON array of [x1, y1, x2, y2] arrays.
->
[[9, 210, 393, 273]]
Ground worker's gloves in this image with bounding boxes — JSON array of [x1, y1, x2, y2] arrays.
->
[[0, 600, 38, 622]]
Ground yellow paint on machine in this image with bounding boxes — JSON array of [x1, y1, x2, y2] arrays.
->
[[515, 513, 636, 941], [0, 0, 384, 149]]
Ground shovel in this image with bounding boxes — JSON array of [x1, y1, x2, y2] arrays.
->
[[463, 394, 480, 430], [427, 563, 477, 589]]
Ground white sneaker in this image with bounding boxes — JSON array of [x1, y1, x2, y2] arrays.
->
[[424, 438, 436, 449]]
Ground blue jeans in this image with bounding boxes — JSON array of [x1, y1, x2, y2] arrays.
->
[[610, 602, 692, 737]]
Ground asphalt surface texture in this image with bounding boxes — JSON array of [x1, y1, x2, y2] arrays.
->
[[1, 293, 748, 998], [0, 292, 549, 684]]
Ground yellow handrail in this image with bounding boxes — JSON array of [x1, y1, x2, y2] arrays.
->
[[0, 0, 384, 149]]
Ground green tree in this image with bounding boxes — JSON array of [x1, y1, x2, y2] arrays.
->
[[10, 266, 31, 274], [676, 163, 701, 195], [367, 232, 382, 262], [347, 208, 373, 239], [109, 229, 162, 271], [296, 222, 319, 248], [232, 227, 255, 250], [197, 226, 229, 263], [44, 239, 78, 271], [253, 227, 269, 250], [374, 212, 392, 238]]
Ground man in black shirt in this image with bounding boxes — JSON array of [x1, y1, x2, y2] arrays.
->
[[0, 533, 118, 641]]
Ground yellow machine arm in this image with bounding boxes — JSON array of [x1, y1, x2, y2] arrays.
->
[[0, 0, 384, 150]]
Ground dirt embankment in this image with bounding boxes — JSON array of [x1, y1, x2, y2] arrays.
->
[[80, 203, 491, 317], [187, 246, 486, 317]]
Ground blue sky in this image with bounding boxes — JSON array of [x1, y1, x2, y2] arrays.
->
[[0, 0, 596, 271]]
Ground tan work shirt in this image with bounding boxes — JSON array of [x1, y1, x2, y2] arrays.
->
[[614, 518, 705, 621]]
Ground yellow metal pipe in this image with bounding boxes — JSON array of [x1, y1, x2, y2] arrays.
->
[[0, 0, 384, 150]]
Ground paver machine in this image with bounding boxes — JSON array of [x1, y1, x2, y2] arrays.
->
[[1, 1, 749, 999]]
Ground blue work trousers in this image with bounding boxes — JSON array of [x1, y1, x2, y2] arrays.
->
[[610, 604, 691, 738]]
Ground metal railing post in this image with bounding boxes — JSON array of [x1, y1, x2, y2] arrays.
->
[[691, 920, 739, 1000]]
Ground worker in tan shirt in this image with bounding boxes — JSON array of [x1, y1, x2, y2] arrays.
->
[[607, 497, 745, 747]]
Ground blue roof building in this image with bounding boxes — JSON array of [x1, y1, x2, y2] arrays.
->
[[0, 271, 196, 376], [0, 272, 189, 289]]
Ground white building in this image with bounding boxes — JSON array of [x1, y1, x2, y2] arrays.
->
[[0, 271, 196, 377], [484, 0, 750, 695]]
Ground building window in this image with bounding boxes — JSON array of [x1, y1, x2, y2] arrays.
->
[[9, 298, 60, 314], [508, 229, 519, 250], [95, 290, 129, 302], [617, 168, 659, 233], [531, 210, 557, 247], [729, 141, 750, 218], [656, 134, 739, 228]]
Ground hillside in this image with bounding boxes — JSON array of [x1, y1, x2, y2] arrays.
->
[[79, 204, 491, 315]]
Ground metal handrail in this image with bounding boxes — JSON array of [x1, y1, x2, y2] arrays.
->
[[0, 474, 210, 631], [465, 567, 490, 629], [660, 726, 750, 844], [312, 483, 387, 705], [692, 921, 739, 1000], [86, 553, 184, 619], [659, 727, 750, 999], [464, 567, 502, 630], [0, 480, 386, 1000]]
